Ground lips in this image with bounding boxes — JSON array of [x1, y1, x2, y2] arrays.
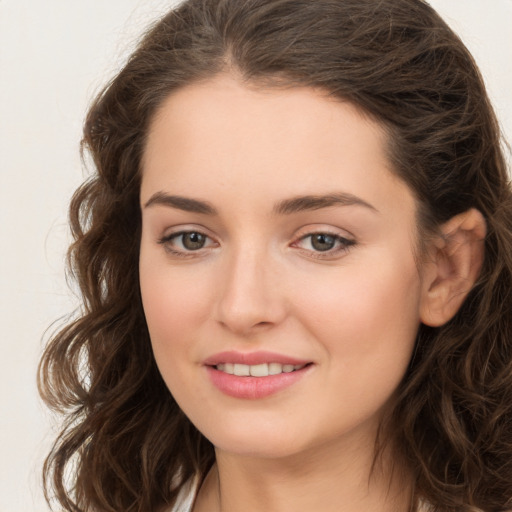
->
[[204, 351, 313, 399], [203, 350, 310, 367]]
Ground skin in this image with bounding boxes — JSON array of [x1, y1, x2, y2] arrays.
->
[[139, 74, 484, 512]]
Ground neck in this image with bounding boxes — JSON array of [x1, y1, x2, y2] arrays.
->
[[193, 437, 413, 512]]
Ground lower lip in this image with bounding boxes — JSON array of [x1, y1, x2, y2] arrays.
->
[[206, 365, 311, 399]]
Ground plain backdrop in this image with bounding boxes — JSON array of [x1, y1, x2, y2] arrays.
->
[[1, 1, 511, 511]]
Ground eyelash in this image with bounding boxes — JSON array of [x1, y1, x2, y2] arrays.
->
[[157, 230, 356, 260], [158, 230, 217, 258], [293, 231, 356, 259]]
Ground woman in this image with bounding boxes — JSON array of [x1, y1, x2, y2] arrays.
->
[[39, 0, 512, 511]]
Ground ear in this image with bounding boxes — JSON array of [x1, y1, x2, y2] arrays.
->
[[420, 208, 486, 327]]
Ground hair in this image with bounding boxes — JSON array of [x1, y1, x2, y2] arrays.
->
[[38, 0, 512, 511]]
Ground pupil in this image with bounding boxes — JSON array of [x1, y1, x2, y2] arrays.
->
[[312, 234, 335, 251], [183, 232, 205, 250]]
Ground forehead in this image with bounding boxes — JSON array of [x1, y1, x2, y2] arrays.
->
[[141, 74, 414, 220], [144, 74, 385, 163]]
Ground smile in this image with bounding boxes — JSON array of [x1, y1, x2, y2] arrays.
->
[[203, 351, 313, 399], [215, 362, 306, 377]]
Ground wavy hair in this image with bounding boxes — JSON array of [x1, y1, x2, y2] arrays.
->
[[39, 0, 512, 510]]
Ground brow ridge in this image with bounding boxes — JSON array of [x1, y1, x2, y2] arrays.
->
[[143, 191, 377, 216], [273, 193, 378, 215], [144, 192, 217, 215]]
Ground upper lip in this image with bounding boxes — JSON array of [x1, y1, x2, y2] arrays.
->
[[203, 351, 311, 366]]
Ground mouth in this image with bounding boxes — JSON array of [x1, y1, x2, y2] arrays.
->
[[213, 362, 310, 377], [206, 361, 313, 399], [204, 351, 313, 398]]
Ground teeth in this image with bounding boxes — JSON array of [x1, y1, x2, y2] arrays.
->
[[216, 363, 234, 374], [233, 363, 250, 376], [268, 362, 282, 375], [215, 362, 305, 376], [250, 363, 269, 377]]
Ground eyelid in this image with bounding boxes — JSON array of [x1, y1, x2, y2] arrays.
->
[[155, 224, 356, 259], [290, 225, 356, 259], [158, 223, 217, 241], [157, 226, 219, 257], [293, 224, 355, 242]]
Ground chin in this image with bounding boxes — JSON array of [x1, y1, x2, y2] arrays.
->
[[195, 415, 329, 461], [213, 435, 305, 460]]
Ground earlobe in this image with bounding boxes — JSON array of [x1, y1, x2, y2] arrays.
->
[[419, 208, 486, 327]]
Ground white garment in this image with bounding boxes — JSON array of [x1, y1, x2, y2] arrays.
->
[[168, 475, 433, 512], [169, 476, 198, 512]]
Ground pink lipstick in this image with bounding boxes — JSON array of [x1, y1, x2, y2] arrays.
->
[[204, 351, 313, 399]]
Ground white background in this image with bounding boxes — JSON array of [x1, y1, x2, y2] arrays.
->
[[0, 1, 511, 511]]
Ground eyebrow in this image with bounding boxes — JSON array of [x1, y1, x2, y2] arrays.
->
[[144, 192, 217, 214], [143, 191, 378, 215], [273, 193, 378, 215]]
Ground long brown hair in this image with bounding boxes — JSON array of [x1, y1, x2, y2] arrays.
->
[[39, 1, 512, 510]]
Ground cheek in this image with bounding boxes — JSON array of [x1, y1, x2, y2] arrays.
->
[[139, 257, 215, 374], [293, 251, 422, 379], [141, 274, 208, 335]]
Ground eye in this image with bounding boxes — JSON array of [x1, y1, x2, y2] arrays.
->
[[158, 230, 216, 256], [293, 231, 355, 257], [308, 233, 338, 252], [176, 232, 208, 250]]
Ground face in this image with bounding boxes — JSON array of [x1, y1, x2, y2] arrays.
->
[[139, 75, 425, 460]]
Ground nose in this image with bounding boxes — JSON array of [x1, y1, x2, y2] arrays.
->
[[215, 244, 288, 337]]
